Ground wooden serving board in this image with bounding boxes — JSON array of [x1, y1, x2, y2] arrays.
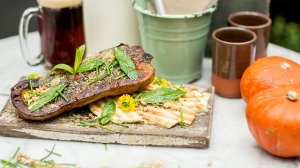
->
[[0, 85, 214, 148]]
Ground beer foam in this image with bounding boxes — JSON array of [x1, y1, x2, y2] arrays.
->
[[37, 0, 83, 9]]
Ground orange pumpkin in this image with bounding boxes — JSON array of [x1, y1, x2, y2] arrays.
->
[[246, 85, 300, 157], [240, 56, 300, 103]]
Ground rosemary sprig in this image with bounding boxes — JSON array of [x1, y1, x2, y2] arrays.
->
[[28, 84, 68, 111]]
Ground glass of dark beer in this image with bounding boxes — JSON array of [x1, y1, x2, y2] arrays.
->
[[19, 0, 85, 68]]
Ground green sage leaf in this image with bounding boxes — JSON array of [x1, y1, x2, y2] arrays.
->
[[74, 45, 86, 73], [77, 59, 104, 73], [51, 64, 75, 74], [99, 100, 116, 125], [28, 84, 67, 111], [138, 87, 186, 104], [114, 48, 138, 80]]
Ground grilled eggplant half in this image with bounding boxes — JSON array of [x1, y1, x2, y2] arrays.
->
[[11, 44, 155, 120]]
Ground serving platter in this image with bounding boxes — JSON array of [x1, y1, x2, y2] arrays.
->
[[0, 85, 214, 149]]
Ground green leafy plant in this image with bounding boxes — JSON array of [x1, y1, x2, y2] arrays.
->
[[135, 87, 186, 104], [27, 73, 38, 91], [78, 100, 117, 131], [271, 15, 300, 53], [51, 45, 104, 74], [0, 145, 79, 167], [28, 84, 68, 111], [114, 47, 138, 81], [89, 47, 138, 84]]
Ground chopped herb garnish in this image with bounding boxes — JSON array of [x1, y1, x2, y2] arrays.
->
[[115, 73, 126, 80], [114, 47, 138, 81], [28, 84, 68, 111], [0, 145, 79, 167], [88, 73, 108, 85]]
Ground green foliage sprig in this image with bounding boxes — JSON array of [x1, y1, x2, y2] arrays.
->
[[135, 87, 186, 104], [28, 84, 68, 111], [51, 45, 104, 75]]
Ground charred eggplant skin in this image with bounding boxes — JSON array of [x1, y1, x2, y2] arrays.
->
[[11, 44, 155, 120]]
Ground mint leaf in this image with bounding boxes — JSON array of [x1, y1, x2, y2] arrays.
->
[[114, 48, 138, 81]]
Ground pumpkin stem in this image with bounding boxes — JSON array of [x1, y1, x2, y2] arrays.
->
[[286, 90, 298, 101], [281, 62, 291, 70]]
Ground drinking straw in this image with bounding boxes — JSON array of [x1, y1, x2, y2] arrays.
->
[[154, 0, 166, 14]]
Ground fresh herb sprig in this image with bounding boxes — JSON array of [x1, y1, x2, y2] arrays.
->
[[28, 73, 38, 91], [0, 145, 79, 168], [28, 84, 68, 111], [78, 100, 117, 131], [51, 45, 103, 75], [88, 57, 118, 85], [51, 45, 85, 74], [114, 47, 138, 81], [135, 87, 186, 104], [98, 99, 116, 125]]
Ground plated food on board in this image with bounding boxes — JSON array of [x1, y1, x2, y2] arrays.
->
[[11, 44, 155, 121], [9, 44, 212, 130]]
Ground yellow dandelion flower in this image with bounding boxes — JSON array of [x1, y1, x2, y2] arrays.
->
[[152, 76, 168, 87], [28, 73, 39, 79], [151, 76, 158, 84], [118, 94, 136, 112], [160, 78, 167, 87]]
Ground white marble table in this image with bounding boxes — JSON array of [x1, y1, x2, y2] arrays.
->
[[1, 32, 300, 168]]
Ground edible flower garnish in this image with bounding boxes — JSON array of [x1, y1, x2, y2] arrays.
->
[[152, 76, 168, 87], [118, 94, 136, 112]]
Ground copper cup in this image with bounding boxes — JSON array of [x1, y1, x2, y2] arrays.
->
[[212, 27, 257, 98], [227, 11, 271, 60]]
